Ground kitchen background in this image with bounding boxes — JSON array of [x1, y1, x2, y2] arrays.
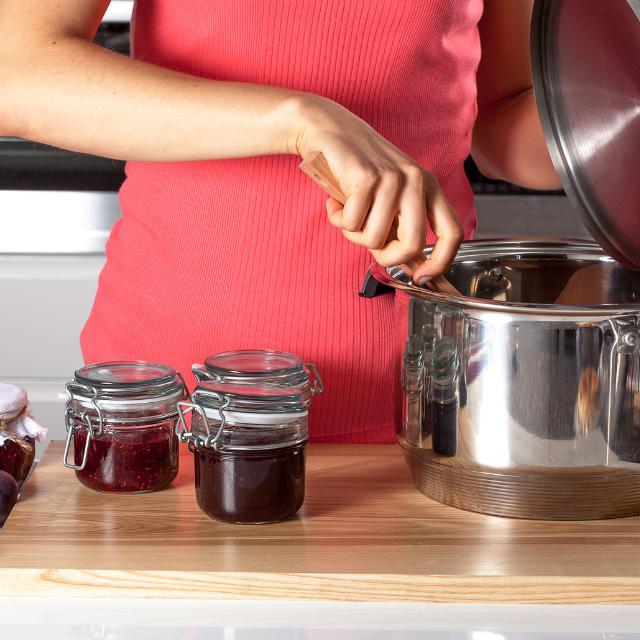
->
[[0, 0, 591, 455]]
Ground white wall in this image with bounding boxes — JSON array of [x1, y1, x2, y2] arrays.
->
[[0, 255, 106, 456]]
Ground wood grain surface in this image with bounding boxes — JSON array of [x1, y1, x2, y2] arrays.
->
[[2, 441, 640, 603]]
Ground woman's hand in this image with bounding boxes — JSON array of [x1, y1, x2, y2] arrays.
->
[[292, 96, 464, 282]]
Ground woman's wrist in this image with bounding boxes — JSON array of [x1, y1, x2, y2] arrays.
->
[[283, 92, 338, 158]]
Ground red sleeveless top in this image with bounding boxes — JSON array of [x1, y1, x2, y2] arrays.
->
[[81, 0, 483, 443]]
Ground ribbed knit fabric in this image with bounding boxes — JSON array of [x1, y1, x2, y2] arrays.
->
[[81, 0, 483, 444]]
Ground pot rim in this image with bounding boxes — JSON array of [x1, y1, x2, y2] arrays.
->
[[369, 238, 640, 316]]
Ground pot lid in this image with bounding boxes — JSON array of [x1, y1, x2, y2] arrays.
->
[[531, 0, 640, 270]]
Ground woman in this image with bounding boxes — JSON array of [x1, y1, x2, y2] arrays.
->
[[0, 0, 560, 443]]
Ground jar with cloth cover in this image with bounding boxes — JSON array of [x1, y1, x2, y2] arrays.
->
[[0, 383, 47, 490]]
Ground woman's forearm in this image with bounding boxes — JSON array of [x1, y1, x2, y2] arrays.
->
[[0, 32, 306, 161]]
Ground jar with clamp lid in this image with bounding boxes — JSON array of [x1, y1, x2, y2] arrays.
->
[[192, 350, 323, 407], [63, 361, 188, 493], [177, 381, 308, 524]]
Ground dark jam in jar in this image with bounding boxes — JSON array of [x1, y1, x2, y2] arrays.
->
[[73, 420, 179, 493], [194, 444, 306, 524], [0, 436, 35, 489]]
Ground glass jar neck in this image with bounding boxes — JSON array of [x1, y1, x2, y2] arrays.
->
[[66, 389, 183, 427], [191, 411, 308, 452]]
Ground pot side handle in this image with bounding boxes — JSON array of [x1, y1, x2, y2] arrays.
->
[[359, 266, 395, 298]]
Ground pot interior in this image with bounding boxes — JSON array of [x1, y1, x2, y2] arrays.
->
[[388, 241, 640, 306]]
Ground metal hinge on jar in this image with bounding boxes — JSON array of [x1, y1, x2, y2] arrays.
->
[[63, 382, 104, 471], [176, 390, 231, 450], [306, 363, 324, 396]]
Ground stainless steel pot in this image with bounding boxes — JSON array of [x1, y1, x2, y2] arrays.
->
[[364, 239, 640, 519]]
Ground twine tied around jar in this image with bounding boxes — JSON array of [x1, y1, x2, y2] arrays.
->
[[0, 407, 35, 456]]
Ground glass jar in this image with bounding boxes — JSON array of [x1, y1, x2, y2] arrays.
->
[[63, 361, 188, 493], [192, 350, 323, 407], [177, 381, 308, 524], [0, 412, 35, 491]]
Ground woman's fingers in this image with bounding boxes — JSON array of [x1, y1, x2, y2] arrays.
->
[[341, 172, 402, 251], [411, 177, 465, 283], [319, 151, 463, 277], [368, 171, 427, 267]]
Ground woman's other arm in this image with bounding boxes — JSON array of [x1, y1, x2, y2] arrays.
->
[[472, 0, 562, 190]]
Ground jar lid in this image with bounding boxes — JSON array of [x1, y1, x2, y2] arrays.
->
[[531, 0, 640, 269], [203, 350, 305, 378], [70, 361, 185, 401]]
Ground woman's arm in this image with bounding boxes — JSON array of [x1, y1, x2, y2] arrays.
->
[[0, 0, 463, 277], [0, 0, 302, 161], [472, 0, 562, 190]]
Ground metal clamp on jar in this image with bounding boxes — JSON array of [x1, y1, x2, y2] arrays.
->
[[177, 381, 308, 524], [63, 361, 188, 493], [192, 350, 323, 407]]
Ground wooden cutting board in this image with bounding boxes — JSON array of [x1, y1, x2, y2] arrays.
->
[[2, 441, 640, 603]]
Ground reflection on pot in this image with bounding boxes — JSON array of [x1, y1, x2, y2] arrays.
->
[[430, 338, 459, 458], [402, 335, 425, 446]]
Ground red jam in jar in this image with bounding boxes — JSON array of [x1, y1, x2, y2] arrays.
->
[[178, 381, 308, 524], [0, 435, 35, 489], [73, 421, 178, 493], [64, 361, 187, 493]]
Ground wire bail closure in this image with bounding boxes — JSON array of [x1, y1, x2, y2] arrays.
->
[[304, 363, 324, 396], [63, 382, 104, 470], [176, 371, 191, 399], [176, 389, 231, 450]]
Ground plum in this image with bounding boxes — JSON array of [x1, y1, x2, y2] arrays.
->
[[0, 470, 18, 527]]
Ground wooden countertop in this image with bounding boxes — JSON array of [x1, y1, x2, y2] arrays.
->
[[2, 441, 640, 603]]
